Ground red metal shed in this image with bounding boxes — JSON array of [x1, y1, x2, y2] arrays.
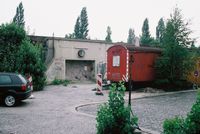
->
[[107, 44, 162, 82]]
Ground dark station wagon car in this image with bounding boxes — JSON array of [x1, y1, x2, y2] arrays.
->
[[0, 72, 32, 107]]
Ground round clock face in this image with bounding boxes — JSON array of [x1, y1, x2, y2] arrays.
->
[[78, 49, 85, 57]]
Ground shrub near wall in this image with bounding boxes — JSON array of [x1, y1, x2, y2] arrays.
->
[[16, 40, 46, 90], [0, 23, 26, 72], [0, 23, 46, 90]]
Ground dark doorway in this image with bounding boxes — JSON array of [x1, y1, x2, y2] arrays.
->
[[65, 60, 95, 81]]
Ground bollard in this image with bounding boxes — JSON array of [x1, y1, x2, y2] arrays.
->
[[96, 74, 103, 95], [27, 75, 34, 99]]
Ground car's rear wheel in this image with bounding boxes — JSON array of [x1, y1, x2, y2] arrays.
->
[[4, 95, 16, 107]]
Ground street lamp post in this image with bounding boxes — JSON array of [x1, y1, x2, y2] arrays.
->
[[128, 55, 134, 106]]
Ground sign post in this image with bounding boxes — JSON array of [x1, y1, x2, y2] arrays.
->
[[194, 70, 199, 77], [128, 55, 134, 107], [193, 70, 199, 89]]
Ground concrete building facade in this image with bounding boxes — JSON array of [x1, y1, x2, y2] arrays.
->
[[30, 36, 113, 82]]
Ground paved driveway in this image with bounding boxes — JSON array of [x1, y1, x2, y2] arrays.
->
[[0, 84, 197, 134], [0, 84, 108, 134]]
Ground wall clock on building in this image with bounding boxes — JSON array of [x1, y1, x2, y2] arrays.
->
[[78, 49, 85, 57]]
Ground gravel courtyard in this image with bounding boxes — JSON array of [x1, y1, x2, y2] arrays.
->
[[0, 84, 197, 134], [77, 91, 197, 133], [0, 84, 107, 134]]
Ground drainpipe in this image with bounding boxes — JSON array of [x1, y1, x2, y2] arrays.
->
[[52, 33, 55, 59]]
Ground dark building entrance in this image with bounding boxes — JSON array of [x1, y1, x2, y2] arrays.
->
[[65, 60, 95, 81]]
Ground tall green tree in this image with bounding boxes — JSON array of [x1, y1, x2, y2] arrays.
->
[[0, 23, 46, 90], [155, 7, 193, 84], [105, 26, 112, 43], [71, 7, 89, 39], [79, 7, 89, 39], [127, 28, 135, 44], [0, 23, 26, 72], [65, 33, 75, 39], [140, 18, 153, 46], [13, 2, 25, 28], [74, 17, 80, 39], [156, 18, 165, 44]]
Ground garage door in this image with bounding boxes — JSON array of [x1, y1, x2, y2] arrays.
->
[[65, 60, 95, 81]]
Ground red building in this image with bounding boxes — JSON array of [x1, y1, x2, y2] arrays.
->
[[107, 44, 162, 82]]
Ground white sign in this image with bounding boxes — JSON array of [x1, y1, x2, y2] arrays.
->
[[84, 66, 87, 71], [113, 56, 120, 67]]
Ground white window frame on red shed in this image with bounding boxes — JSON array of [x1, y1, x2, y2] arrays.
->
[[113, 55, 120, 67]]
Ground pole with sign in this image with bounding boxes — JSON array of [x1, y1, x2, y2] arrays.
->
[[128, 55, 134, 107], [194, 70, 199, 89]]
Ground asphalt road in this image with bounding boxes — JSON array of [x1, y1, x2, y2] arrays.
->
[[0, 84, 197, 134], [78, 91, 197, 133]]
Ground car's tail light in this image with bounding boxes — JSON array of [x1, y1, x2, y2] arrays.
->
[[21, 84, 26, 91]]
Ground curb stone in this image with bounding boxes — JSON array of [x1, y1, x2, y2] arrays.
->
[[129, 89, 197, 100]]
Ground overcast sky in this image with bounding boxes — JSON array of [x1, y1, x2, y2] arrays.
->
[[1, 0, 200, 45]]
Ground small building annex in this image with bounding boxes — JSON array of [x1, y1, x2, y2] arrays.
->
[[29, 35, 113, 82]]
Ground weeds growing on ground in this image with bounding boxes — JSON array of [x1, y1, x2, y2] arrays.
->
[[51, 79, 70, 86]]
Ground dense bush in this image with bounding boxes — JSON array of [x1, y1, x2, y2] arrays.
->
[[16, 40, 46, 90], [184, 90, 200, 134], [163, 117, 185, 134], [155, 8, 194, 90], [163, 90, 200, 134], [0, 23, 26, 72], [0, 23, 46, 90], [153, 79, 192, 91], [96, 82, 138, 134]]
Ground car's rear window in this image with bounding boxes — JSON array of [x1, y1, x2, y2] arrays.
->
[[18, 74, 27, 84], [0, 75, 12, 84], [11, 75, 23, 84]]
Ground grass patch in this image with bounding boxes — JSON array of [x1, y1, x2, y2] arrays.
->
[[51, 79, 70, 86]]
